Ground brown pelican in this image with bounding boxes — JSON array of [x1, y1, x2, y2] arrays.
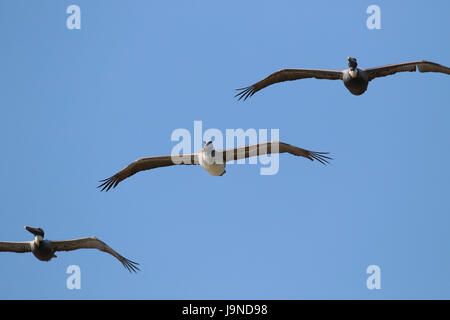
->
[[98, 140, 331, 191], [0, 226, 140, 273], [235, 57, 450, 99]]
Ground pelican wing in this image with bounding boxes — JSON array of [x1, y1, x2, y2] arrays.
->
[[98, 154, 198, 192], [365, 60, 450, 81], [218, 142, 331, 165], [235, 68, 343, 101], [0, 241, 31, 253], [51, 237, 140, 273]]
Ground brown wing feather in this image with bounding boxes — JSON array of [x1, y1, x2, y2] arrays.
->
[[98, 154, 198, 192], [365, 60, 450, 81], [235, 69, 343, 101], [219, 142, 331, 165], [51, 237, 140, 273], [0, 241, 32, 253]]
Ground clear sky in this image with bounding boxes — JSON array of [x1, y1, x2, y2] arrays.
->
[[0, 0, 449, 299]]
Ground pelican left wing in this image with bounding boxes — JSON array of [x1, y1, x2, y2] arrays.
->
[[0, 241, 32, 253], [365, 60, 450, 81], [98, 154, 198, 191], [218, 142, 331, 165], [235, 68, 343, 101], [51, 237, 140, 273]]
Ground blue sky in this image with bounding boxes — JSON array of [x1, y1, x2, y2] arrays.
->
[[0, 0, 449, 299]]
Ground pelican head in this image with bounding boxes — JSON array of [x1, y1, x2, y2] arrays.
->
[[25, 226, 45, 246], [347, 57, 358, 70], [347, 57, 358, 78], [202, 140, 214, 151]]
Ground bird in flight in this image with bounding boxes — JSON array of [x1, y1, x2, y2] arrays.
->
[[235, 57, 450, 99], [0, 226, 140, 273], [98, 141, 331, 192]]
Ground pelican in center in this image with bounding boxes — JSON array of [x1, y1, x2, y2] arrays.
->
[[98, 140, 331, 191]]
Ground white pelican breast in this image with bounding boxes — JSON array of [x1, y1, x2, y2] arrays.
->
[[198, 142, 226, 176], [349, 68, 358, 78]]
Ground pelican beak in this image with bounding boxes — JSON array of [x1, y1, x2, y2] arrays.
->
[[25, 226, 44, 246], [25, 226, 44, 245], [25, 226, 39, 235]]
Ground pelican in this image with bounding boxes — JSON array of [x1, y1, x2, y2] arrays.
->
[[98, 141, 331, 191], [235, 57, 450, 99], [0, 226, 140, 273]]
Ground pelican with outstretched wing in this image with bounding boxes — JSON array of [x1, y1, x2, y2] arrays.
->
[[0, 226, 139, 273], [235, 57, 450, 99], [98, 140, 331, 192]]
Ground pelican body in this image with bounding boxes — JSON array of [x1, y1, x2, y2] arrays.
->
[[198, 141, 226, 176], [0, 226, 139, 272], [28, 228, 56, 261], [342, 57, 369, 95]]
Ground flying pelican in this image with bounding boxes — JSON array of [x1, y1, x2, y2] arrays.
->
[[0, 226, 140, 273], [235, 57, 450, 99], [98, 141, 331, 192]]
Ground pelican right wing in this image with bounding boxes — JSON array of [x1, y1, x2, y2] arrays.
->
[[51, 237, 140, 273], [365, 60, 450, 81], [235, 68, 343, 101], [0, 241, 32, 253], [98, 154, 198, 192], [219, 142, 331, 165]]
